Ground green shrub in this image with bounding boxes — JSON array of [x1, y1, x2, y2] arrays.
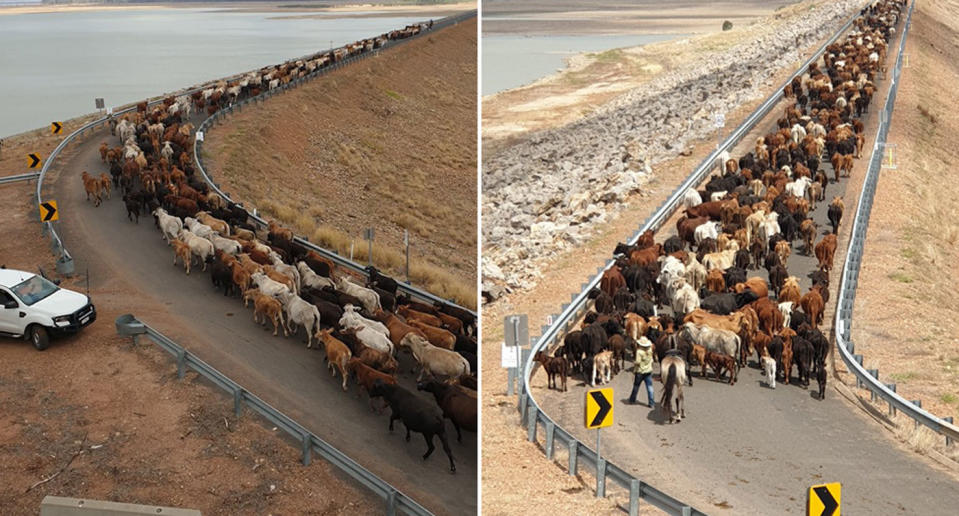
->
[[722, 21, 733, 31]]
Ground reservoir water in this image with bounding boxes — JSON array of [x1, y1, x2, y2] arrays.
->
[[0, 8, 444, 137], [482, 33, 681, 96]]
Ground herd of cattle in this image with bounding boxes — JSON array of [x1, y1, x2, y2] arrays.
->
[[536, 0, 904, 418], [77, 18, 476, 472]]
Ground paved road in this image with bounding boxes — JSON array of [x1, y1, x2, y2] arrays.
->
[[49, 84, 476, 516], [535, 11, 959, 515]]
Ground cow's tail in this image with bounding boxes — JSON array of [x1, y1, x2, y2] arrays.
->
[[311, 306, 322, 337]]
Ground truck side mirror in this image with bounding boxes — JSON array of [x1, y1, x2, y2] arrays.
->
[[2, 300, 17, 309]]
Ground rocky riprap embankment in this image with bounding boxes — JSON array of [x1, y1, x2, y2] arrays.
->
[[482, 0, 862, 300]]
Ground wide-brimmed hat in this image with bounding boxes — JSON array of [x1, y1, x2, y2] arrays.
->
[[637, 337, 652, 348]]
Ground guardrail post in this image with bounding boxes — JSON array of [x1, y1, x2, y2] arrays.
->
[[568, 441, 578, 476], [911, 400, 922, 430], [945, 417, 954, 446], [234, 388, 243, 418], [385, 489, 397, 516], [853, 355, 864, 387], [596, 457, 607, 498], [629, 479, 640, 516], [301, 432, 312, 466], [518, 393, 528, 420], [526, 405, 537, 442], [886, 383, 897, 416], [545, 421, 555, 460], [176, 349, 186, 379], [867, 369, 879, 401], [682, 506, 692, 516]]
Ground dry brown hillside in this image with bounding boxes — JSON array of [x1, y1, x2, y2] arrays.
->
[[204, 17, 477, 308], [851, 0, 959, 421]]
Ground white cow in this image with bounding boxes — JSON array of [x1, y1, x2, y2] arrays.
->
[[694, 221, 721, 246], [683, 188, 702, 209], [401, 333, 469, 381], [183, 217, 215, 240], [778, 301, 794, 330], [296, 261, 334, 290], [334, 276, 381, 314], [177, 229, 214, 270], [671, 280, 701, 315], [153, 208, 182, 243], [339, 304, 389, 337], [160, 141, 174, 163], [206, 233, 242, 256], [277, 291, 321, 348], [251, 271, 291, 299], [784, 176, 812, 199]]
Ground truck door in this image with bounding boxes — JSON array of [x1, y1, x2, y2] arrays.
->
[[0, 288, 23, 335]]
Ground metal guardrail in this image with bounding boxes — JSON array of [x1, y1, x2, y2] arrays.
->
[[518, 4, 875, 515], [832, 1, 959, 443], [0, 171, 40, 185], [114, 314, 432, 516], [35, 11, 477, 321], [193, 11, 477, 318]]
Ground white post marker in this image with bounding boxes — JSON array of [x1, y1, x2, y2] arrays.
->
[[196, 131, 204, 142], [501, 343, 518, 369]]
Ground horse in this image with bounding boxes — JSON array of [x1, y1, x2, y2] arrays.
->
[[660, 352, 687, 424]]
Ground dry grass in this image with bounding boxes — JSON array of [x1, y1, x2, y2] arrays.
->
[[205, 19, 477, 309], [851, 0, 959, 433]]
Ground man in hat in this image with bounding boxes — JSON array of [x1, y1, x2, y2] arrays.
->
[[628, 336, 655, 408]]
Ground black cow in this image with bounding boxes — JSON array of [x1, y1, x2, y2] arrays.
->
[[613, 287, 634, 312], [827, 202, 843, 234], [700, 290, 759, 315], [663, 235, 684, 254], [563, 330, 585, 374], [798, 323, 830, 375], [369, 381, 455, 472], [366, 266, 398, 296], [630, 298, 656, 319], [455, 334, 477, 355], [594, 291, 615, 314], [792, 335, 814, 387], [723, 267, 747, 289], [767, 336, 784, 380]]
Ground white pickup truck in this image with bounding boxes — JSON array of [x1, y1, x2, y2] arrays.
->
[[0, 268, 96, 350]]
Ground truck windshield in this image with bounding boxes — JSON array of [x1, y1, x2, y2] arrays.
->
[[11, 275, 59, 306]]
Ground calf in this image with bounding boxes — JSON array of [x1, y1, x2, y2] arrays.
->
[[369, 381, 455, 472], [762, 354, 777, 388], [704, 351, 737, 385], [827, 197, 844, 234], [534, 351, 568, 392], [316, 329, 352, 391], [815, 234, 838, 272], [591, 350, 613, 386]]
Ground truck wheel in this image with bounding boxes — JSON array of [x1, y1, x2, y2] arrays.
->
[[29, 325, 50, 351]]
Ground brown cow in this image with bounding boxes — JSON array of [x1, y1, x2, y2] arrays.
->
[[373, 310, 426, 348], [779, 328, 797, 384], [348, 358, 396, 412], [734, 277, 769, 298], [706, 268, 726, 293], [316, 329, 352, 391], [629, 244, 662, 268], [779, 277, 802, 305], [409, 320, 456, 350], [600, 267, 626, 298], [397, 305, 443, 328], [800, 219, 817, 254], [800, 285, 825, 329], [815, 234, 838, 272]]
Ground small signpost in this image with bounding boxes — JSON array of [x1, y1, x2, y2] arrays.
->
[[504, 314, 529, 396], [363, 227, 374, 266], [27, 153, 41, 169], [585, 387, 614, 498], [95, 97, 105, 110], [714, 112, 726, 149], [404, 229, 410, 283], [39, 200, 58, 222], [808, 482, 840, 516], [50, 122, 62, 135], [195, 131, 204, 142], [881, 143, 897, 169]]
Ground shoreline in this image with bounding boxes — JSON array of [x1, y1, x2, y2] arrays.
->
[[0, 2, 475, 17]]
